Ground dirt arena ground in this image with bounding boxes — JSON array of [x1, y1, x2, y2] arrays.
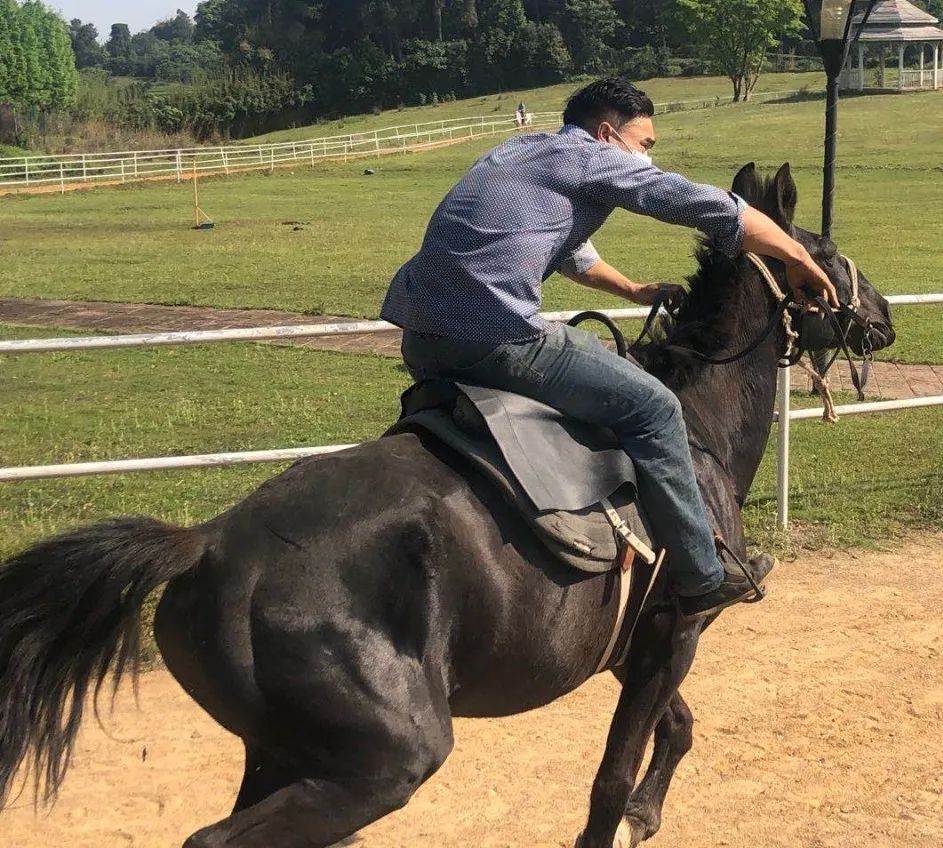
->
[[3, 534, 942, 848]]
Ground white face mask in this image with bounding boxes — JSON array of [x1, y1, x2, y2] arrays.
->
[[610, 127, 653, 166]]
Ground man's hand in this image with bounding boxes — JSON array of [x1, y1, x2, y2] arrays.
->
[[631, 282, 686, 311], [740, 207, 838, 307], [785, 253, 838, 308]]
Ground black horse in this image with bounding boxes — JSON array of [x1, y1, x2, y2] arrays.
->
[[0, 164, 894, 848]]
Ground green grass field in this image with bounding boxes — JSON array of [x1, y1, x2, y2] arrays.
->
[[0, 73, 940, 557]]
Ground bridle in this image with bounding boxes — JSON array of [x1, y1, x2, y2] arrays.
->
[[742, 251, 874, 403], [569, 251, 877, 421], [628, 252, 875, 398]]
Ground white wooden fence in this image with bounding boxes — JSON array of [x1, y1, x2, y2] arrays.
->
[[0, 113, 558, 193], [0, 88, 819, 194], [1, 294, 940, 533]]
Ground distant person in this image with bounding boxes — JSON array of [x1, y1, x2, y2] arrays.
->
[[381, 78, 837, 619], [515, 101, 526, 128]]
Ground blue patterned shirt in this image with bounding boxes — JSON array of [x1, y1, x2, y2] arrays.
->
[[381, 124, 746, 343]]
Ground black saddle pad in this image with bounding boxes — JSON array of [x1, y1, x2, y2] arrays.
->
[[385, 380, 653, 573]]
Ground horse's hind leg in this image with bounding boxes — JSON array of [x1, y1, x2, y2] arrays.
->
[[185, 724, 451, 848], [622, 691, 694, 842]]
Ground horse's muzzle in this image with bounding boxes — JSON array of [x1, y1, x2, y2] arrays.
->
[[849, 320, 895, 355]]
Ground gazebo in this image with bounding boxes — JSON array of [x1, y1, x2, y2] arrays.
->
[[840, 0, 943, 91]]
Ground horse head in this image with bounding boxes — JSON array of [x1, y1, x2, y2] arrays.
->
[[731, 162, 896, 358]]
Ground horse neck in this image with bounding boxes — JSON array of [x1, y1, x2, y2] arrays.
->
[[674, 263, 784, 503]]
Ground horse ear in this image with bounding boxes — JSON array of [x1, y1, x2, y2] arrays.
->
[[768, 162, 798, 226], [731, 163, 759, 204]]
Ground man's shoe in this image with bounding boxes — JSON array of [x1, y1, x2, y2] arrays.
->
[[678, 553, 775, 621]]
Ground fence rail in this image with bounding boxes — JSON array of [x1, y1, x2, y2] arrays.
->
[[0, 293, 937, 356], [0, 87, 820, 194]]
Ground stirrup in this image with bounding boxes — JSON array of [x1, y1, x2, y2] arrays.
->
[[714, 534, 766, 603]]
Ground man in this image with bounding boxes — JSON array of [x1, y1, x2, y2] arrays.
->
[[381, 78, 836, 619]]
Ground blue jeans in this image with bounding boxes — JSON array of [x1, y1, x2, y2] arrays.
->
[[402, 324, 724, 596]]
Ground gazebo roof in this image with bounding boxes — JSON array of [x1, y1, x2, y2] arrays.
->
[[851, 0, 943, 42]]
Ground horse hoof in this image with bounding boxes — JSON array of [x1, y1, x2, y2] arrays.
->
[[573, 820, 634, 848], [613, 819, 634, 848]]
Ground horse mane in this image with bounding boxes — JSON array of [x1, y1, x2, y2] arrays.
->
[[636, 164, 791, 389], [634, 240, 748, 389]]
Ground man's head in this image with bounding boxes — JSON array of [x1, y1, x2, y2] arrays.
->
[[563, 77, 656, 159]]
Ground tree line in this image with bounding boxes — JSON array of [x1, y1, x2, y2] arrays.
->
[[32, 0, 943, 149], [53, 0, 819, 144]]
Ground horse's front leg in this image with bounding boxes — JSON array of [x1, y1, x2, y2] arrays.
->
[[576, 619, 698, 848], [622, 691, 694, 843]]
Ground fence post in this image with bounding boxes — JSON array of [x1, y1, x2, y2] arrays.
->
[[23, 158, 29, 187], [82, 154, 88, 183], [176, 150, 182, 183], [776, 366, 791, 529], [133, 151, 139, 177], [59, 162, 65, 194], [310, 143, 315, 167], [221, 146, 229, 175], [120, 159, 125, 183], [270, 148, 275, 173]]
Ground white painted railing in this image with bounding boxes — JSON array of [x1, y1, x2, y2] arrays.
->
[[900, 69, 940, 90], [0, 87, 820, 194], [0, 293, 939, 524], [0, 113, 558, 192]]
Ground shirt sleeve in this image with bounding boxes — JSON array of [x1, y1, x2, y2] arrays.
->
[[559, 239, 601, 277], [581, 146, 747, 258]]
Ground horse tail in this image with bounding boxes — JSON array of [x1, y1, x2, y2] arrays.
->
[[0, 516, 208, 807]]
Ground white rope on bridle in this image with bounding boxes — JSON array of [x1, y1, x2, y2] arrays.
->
[[743, 251, 861, 424]]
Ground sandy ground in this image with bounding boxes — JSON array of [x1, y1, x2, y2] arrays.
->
[[3, 534, 942, 848]]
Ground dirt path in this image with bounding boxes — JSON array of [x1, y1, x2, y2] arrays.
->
[[3, 296, 943, 399], [3, 535, 942, 848]]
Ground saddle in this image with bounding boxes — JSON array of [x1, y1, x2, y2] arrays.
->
[[386, 379, 656, 572], [385, 380, 666, 672]]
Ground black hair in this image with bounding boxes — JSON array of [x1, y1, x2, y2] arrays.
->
[[562, 77, 654, 133]]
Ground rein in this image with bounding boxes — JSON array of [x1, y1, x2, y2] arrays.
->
[[631, 252, 872, 404]]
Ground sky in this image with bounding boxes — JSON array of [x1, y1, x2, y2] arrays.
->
[[52, 1, 198, 38]]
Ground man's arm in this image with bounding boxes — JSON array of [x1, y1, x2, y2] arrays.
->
[[561, 257, 683, 307], [740, 206, 837, 306], [581, 147, 837, 305]]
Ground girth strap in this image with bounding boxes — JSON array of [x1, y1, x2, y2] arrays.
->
[[595, 498, 665, 675]]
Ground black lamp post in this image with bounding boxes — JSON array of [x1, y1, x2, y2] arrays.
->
[[803, 1, 877, 237]]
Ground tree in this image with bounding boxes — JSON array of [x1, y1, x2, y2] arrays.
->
[[18, 2, 50, 109], [510, 20, 571, 85], [475, 0, 528, 85], [69, 19, 104, 68], [563, 0, 623, 73], [677, 0, 803, 101], [151, 9, 196, 43], [106, 22, 132, 59], [36, 4, 78, 108], [0, 0, 25, 104]]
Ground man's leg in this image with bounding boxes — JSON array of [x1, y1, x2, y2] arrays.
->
[[402, 326, 723, 596]]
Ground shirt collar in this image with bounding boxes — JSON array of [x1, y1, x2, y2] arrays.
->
[[559, 124, 596, 141]]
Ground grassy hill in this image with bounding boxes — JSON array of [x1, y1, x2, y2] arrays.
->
[[244, 72, 826, 144]]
